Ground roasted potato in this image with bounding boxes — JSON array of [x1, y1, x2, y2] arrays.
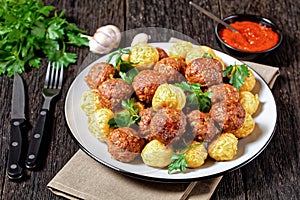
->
[[152, 83, 186, 111], [169, 41, 193, 58], [208, 133, 238, 161], [186, 141, 208, 168], [129, 42, 159, 69], [185, 46, 206, 64], [87, 108, 114, 142], [240, 70, 256, 91], [200, 46, 225, 69], [239, 91, 259, 115], [141, 139, 174, 168], [80, 89, 101, 116], [232, 113, 255, 138], [185, 45, 225, 69]]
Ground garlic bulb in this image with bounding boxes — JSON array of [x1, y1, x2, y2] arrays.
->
[[88, 25, 121, 54], [131, 33, 150, 46]]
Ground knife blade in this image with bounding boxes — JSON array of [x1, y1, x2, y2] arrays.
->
[[7, 72, 25, 180]]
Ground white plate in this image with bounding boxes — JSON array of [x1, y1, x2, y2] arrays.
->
[[65, 43, 277, 182]]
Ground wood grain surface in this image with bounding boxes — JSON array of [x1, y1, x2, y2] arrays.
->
[[0, 0, 299, 199]]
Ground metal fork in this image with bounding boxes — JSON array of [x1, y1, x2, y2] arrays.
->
[[25, 62, 63, 169]]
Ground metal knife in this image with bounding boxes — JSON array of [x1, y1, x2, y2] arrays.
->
[[7, 72, 25, 180]]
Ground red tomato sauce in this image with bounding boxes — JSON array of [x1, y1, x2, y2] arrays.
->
[[220, 21, 279, 52]]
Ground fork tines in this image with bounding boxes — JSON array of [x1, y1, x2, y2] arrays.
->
[[45, 62, 64, 89]]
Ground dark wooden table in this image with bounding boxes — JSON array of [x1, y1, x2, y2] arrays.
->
[[1, 0, 299, 199]]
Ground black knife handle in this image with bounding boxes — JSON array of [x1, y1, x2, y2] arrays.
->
[[8, 119, 24, 180], [25, 109, 48, 169]]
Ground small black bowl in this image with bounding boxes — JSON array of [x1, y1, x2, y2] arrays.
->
[[215, 14, 283, 61]]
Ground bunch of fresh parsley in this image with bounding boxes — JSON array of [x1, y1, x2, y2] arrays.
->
[[0, 0, 89, 77]]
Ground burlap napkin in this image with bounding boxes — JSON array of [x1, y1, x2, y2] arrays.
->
[[47, 60, 279, 200]]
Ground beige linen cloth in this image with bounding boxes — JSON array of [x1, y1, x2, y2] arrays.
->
[[47, 60, 279, 200]]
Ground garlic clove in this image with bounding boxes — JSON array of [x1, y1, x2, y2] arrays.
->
[[131, 33, 151, 46]]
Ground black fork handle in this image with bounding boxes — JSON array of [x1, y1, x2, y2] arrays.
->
[[25, 109, 48, 169]]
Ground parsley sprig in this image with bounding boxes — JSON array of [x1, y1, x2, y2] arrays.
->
[[0, 0, 89, 76], [108, 98, 140, 128], [174, 81, 212, 113], [223, 64, 250, 90], [106, 48, 137, 72], [119, 68, 139, 84], [168, 142, 203, 174], [168, 153, 188, 174]]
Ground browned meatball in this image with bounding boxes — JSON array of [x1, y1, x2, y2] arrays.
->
[[132, 70, 167, 104], [185, 58, 223, 87], [98, 79, 133, 111], [208, 83, 239, 104], [150, 107, 187, 145], [85, 62, 115, 89], [138, 108, 156, 141], [209, 100, 246, 132], [107, 127, 145, 162], [187, 110, 219, 142], [153, 57, 186, 83], [156, 47, 169, 60]]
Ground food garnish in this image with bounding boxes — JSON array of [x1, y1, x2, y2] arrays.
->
[[0, 0, 88, 76], [106, 48, 138, 73], [203, 53, 213, 59], [107, 48, 130, 67], [168, 142, 205, 174], [119, 68, 139, 84], [223, 63, 250, 90], [174, 81, 212, 112], [168, 153, 188, 174], [108, 98, 140, 128]]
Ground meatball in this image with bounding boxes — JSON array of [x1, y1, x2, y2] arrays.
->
[[208, 83, 239, 104], [132, 70, 167, 104], [107, 127, 145, 162], [150, 107, 187, 145], [185, 58, 223, 87], [153, 57, 186, 83], [85, 62, 115, 89], [156, 47, 169, 60], [98, 79, 133, 111], [209, 100, 246, 132], [187, 110, 219, 142], [138, 107, 156, 141]]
